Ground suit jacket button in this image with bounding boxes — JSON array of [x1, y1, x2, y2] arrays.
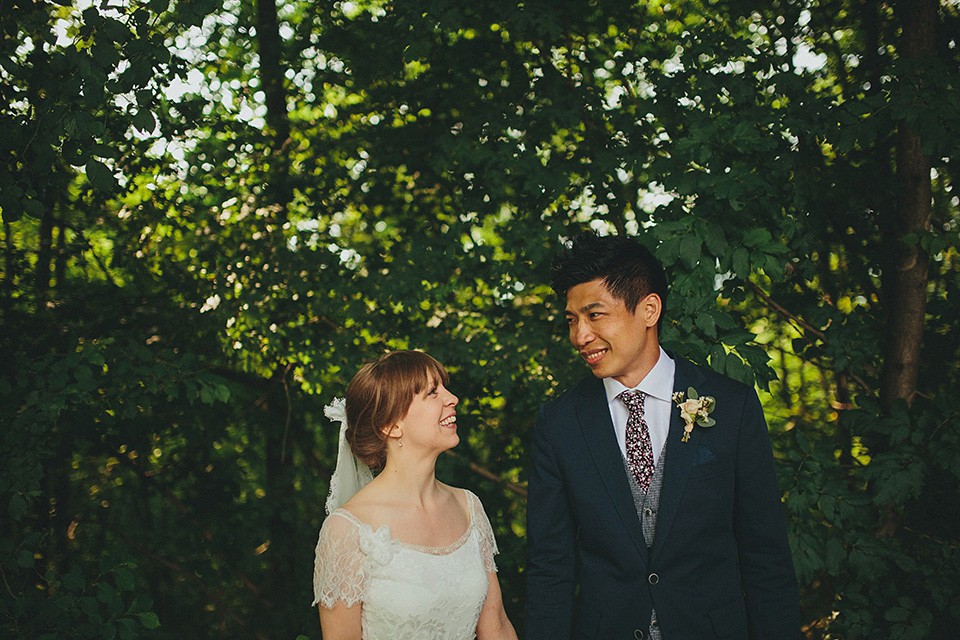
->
[[634, 630, 644, 639], [648, 573, 659, 584]]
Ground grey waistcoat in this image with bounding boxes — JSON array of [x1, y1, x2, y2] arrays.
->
[[623, 442, 668, 640]]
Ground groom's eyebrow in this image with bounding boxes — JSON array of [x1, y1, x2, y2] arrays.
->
[[567, 301, 605, 315]]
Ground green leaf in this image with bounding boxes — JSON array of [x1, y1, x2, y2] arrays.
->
[[724, 355, 749, 384], [132, 109, 155, 133], [85, 159, 117, 191], [96, 582, 116, 605], [894, 554, 918, 572], [115, 567, 135, 591], [100, 17, 131, 43], [9, 493, 28, 520], [703, 224, 729, 258], [658, 236, 681, 267], [102, 621, 117, 640], [742, 227, 772, 248], [732, 247, 749, 279], [825, 536, 845, 574], [117, 618, 138, 640], [884, 607, 910, 622], [709, 344, 727, 373], [137, 612, 161, 630], [720, 329, 755, 346], [695, 311, 716, 338], [80, 596, 99, 617], [22, 197, 44, 218], [16, 549, 35, 568], [63, 568, 86, 591], [679, 233, 701, 268]]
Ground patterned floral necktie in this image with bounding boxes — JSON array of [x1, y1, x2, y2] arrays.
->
[[619, 390, 654, 492]]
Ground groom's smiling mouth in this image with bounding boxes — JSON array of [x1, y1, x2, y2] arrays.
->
[[581, 348, 608, 364]]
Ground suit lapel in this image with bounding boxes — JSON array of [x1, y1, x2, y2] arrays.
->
[[574, 376, 649, 561], [651, 357, 706, 563]]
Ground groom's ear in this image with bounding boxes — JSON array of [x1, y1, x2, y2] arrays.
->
[[638, 293, 662, 328]]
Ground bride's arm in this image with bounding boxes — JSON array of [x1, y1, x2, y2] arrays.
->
[[319, 601, 362, 640], [313, 512, 365, 640], [475, 572, 518, 640]]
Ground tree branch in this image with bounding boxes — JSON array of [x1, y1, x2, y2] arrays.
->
[[746, 279, 826, 341], [443, 450, 527, 497]]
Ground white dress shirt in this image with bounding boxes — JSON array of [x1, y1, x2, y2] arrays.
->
[[602, 347, 676, 469]]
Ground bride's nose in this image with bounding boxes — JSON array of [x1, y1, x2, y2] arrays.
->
[[445, 389, 458, 406]]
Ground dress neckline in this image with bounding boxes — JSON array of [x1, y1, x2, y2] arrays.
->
[[334, 488, 477, 556]]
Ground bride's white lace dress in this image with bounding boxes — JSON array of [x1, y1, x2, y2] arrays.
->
[[312, 489, 498, 640]]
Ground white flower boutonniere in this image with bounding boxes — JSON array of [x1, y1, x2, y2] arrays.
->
[[672, 387, 716, 442]]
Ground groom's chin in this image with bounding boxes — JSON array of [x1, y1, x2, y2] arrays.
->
[[586, 364, 608, 378]]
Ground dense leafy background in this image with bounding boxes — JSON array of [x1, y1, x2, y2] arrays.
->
[[2, 0, 958, 638]]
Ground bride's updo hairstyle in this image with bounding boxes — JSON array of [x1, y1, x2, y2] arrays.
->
[[345, 350, 450, 471]]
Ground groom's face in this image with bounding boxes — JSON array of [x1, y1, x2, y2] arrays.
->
[[564, 278, 661, 388]]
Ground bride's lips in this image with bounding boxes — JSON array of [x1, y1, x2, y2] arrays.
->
[[580, 348, 608, 365], [440, 414, 457, 429]]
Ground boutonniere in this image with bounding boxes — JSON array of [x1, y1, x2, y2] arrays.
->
[[672, 387, 716, 442]]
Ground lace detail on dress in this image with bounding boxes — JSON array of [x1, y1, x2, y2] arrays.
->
[[312, 510, 371, 608], [311, 489, 500, 640], [469, 490, 499, 573]]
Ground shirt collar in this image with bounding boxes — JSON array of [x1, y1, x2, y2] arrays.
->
[[603, 347, 676, 405]]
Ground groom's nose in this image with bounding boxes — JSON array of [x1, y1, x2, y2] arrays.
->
[[571, 321, 595, 347]]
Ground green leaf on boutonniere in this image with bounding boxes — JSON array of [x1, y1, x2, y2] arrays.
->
[[687, 386, 698, 399]]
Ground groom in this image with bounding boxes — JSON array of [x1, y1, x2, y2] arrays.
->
[[525, 233, 800, 639]]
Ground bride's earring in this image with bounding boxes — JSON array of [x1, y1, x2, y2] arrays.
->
[[385, 425, 402, 448]]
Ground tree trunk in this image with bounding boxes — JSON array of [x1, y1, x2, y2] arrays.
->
[[2, 218, 13, 293], [254, 0, 295, 626], [880, 0, 936, 410], [255, 0, 292, 220], [261, 369, 296, 633], [37, 207, 53, 303], [54, 218, 67, 289]]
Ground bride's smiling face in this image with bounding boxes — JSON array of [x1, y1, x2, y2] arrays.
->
[[396, 375, 459, 451]]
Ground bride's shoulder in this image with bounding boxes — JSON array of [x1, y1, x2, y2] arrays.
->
[[437, 483, 483, 518], [317, 508, 364, 548], [336, 482, 400, 530]]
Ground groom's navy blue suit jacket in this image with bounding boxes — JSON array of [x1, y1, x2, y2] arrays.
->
[[525, 356, 800, 639]]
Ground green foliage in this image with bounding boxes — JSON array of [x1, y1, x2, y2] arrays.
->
[[1, 550, 160, 639], [780, 395, 960, 639], [2, 0, 959, 638]]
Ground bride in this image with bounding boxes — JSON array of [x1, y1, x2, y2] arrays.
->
[[312, 350, 518, 640]]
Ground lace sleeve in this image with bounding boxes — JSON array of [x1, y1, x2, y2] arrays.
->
[[312, 511, 366, 608], [468, 490, 500, 573]]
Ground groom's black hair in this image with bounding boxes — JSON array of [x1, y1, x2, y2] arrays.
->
[[551, 231, 668, 331]]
